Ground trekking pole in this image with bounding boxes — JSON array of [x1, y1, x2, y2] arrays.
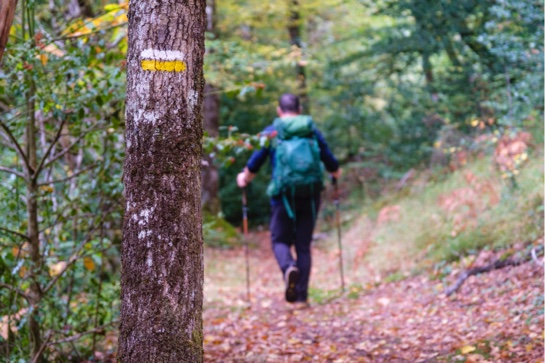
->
[[241, 188, 251, 304], [332, 177, 345, 292]]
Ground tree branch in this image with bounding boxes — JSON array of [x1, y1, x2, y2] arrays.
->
[[37, 163, 97, 186], [49, 320, 119, 345], [38, 202, 73, 233], [0, 165, 26, 179], [445, 258, 524, 296], [31, 331, 53, 363], [42, 206, 115, 295], [0, 119, 31, 174], [34, 117, 67, 180], [0, 226, 29, 240], [0, 282, 31, 302], [42, 125, 101, 170]]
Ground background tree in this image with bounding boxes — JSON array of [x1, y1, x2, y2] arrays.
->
[[118, 0, 206, 361], [202, 0, 221, 215], [0, 0, 18, 62]]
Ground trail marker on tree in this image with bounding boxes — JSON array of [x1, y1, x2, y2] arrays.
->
[[119, 1, 206, 361]]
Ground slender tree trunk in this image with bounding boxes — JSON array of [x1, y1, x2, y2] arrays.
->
[[202, 0, 221, 215], [422, 51, 438, 103], [202, 84, 220, 215], [288, 0, 308, 112], [119, 0, 206, 361], [26, 84, 44, 363], [0, 0, 18, 63]]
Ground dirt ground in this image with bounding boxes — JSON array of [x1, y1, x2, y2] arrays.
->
[[203, 232, 544, 362]]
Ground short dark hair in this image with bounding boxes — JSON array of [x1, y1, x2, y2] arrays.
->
[[278, 93, 300, 113]]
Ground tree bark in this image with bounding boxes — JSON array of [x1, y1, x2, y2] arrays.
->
[[422, 51, 438, 103], [202, 83, 220, 215], [202, 0, 221, 215], [119, 0, 206, 361], [0, 0, 18, 63], [287, 0, 309, 112], [26, 82, 44, 363]]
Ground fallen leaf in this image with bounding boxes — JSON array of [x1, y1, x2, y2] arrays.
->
[[461, 345, 476, 354], [378, 297, 390, 306]]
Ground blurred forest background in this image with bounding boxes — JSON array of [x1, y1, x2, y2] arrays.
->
[[0, 0, 543, 361]]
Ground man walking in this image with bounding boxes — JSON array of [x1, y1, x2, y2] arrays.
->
[[237, 93, 341, 308]]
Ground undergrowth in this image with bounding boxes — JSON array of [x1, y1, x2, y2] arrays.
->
[[338, 153, 544, 280], [203, 212, 240, 248]]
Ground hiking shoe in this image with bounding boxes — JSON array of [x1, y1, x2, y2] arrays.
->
[[284, 265, 299, 303], [292, 301, 310, 310]]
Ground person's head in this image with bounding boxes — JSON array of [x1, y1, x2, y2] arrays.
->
[[277, 93, 302, 117]]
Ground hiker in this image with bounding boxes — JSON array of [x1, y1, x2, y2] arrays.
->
[[236, 93, 341, 308]]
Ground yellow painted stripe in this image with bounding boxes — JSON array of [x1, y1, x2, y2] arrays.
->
[[141, 60, 187, 72]]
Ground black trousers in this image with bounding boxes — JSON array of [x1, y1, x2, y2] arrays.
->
[[270, 196, 320, 302]]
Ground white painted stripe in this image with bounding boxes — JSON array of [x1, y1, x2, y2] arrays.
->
[[140, 49, 185, 61]]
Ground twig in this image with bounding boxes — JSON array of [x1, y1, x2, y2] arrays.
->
[[37, 163, 97, 186], [0, 283, 31, 302], [31, 331, 53, 363], [42, 124, 101, 170], [41, 230, 97, 295], [49, 320, 119, 345], [0, 119, 32, 174], [396, 168, 415, 190], [445, 258, 523, 296], [0, 165, 26, 179], [0, 133, 16, 149], [33, 117, 67, 179], [0, 226, 29, 240], [38, 202, 73, 233], [42, 205, 115, 295]]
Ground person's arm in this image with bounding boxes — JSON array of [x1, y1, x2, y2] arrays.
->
[[236, 148, 269, 188], [315, 129, 342, 179], [237, 126, 274, 188]]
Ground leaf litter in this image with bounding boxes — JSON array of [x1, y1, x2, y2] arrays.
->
[[204, 232, 544, 362]]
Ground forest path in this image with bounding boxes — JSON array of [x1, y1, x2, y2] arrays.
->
[[203, 232, 543, 362]]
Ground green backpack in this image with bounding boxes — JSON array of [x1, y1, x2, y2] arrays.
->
[[267, 115, 324, 219]]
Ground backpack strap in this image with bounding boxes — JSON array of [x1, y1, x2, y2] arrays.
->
[[282, 192, 295, 219], [310, 183, 316, 224]]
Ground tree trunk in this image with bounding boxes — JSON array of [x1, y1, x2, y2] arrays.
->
[[26, 82, 44, 363], [202, 0, 221, 215], [202, 83, 220, 215], [288, 0, 308, 112], [119, 0, 206, 361], [422, 51, 438, 103], [0, 0, 18, 63]]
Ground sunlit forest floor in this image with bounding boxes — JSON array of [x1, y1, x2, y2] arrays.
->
[[203, 232, 543, 362]]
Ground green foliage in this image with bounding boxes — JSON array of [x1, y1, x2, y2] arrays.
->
[[311, 0, 543, 171], [0, 1, 126, 360], [203, 212, 241, 248]]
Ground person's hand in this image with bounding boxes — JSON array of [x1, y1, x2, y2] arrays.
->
[[330, 168, 342, 180], [237, 172, 250, 188], [237, 168, 256, 188]]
